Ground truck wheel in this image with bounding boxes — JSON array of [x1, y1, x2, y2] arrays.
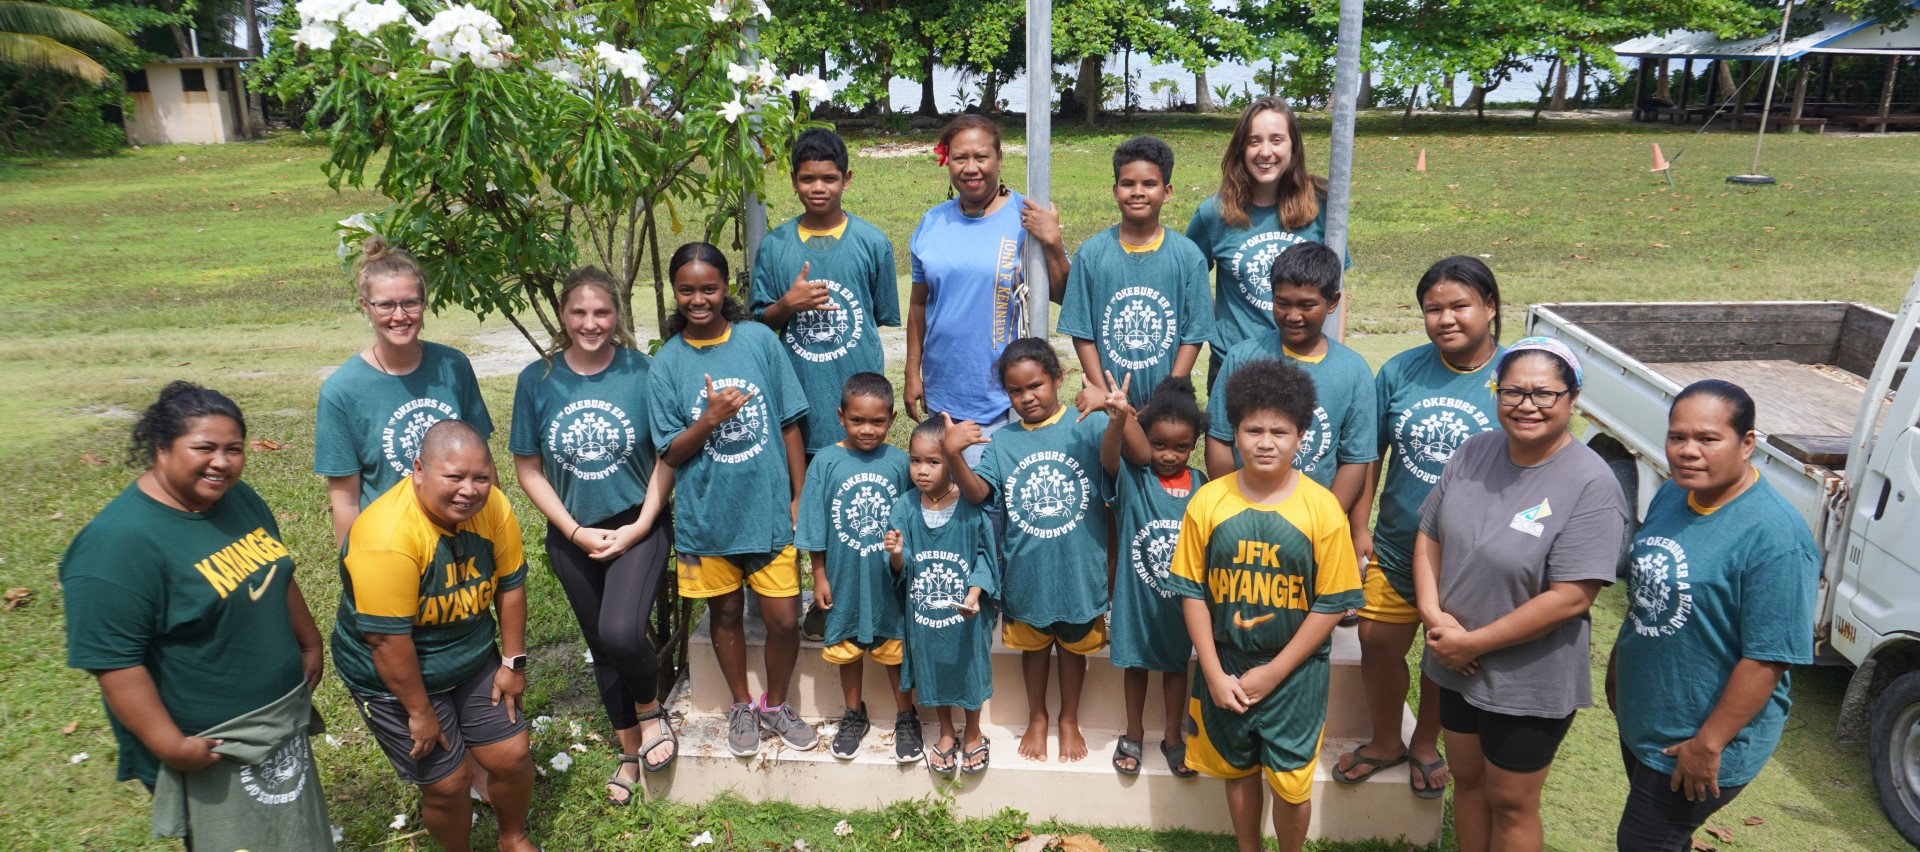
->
[[1869, 669, 1920, 845], [1606, 458, 1640, 578]]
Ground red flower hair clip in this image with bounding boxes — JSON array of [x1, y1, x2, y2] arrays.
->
[[934, 142, 949, 166]]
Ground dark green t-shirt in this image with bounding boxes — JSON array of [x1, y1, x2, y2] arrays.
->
[[973, 407, 1113, 626], [794, 443, 912, 645], [1372, 343, 1503, 584], [1110, 462, 1206, 673], [891, 493, 1000, 710], [1207, 334, 1378, 487], [314, 341, 494, 508], [1056, 226, 1214, 409], [748, 216, 902, 453], [1184, 196, 1330, 356], [63, 481, 305, 785], [508, 346, 655, 527]]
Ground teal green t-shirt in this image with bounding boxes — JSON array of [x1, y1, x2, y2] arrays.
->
[[891, 493, 999, 709], [1615, 476, 1817, 787], [1110, 463, 1206, 673], [1184, 196, 1329, 356], [1372, 343, 1502, 589], [314, 341, 495, 508], [62, 482, 305, 785], [508, 346, 655, 527], [1206, 334, 1378, 488], [795, 442, 912, 646], [1056, 226, 1214, 409], [973, 407, 1112, 626], [749, 216, 902, 453], [648, 322, 809, 556]]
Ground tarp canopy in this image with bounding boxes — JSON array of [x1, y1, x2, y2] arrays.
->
[[1616, 3, 1920, 60]]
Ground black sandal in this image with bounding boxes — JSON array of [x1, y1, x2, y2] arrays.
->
[[1112, 736, 1143, 776], [961, 735, 991, 775], [1160, 740, 1198, 778], [927, 739, 959, 776], [635, 705, 678, 773]]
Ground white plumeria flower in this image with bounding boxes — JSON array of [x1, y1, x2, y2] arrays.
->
[[750, 0, 771, 19], [532, 715, 555, 731], [548, 751, 573, 772], [292, 22, 339, 50], [718, 97, 746, 124], [332, 825, 344, 843], [792, 840, 809, 851], [754, 59, 780, 88], [389, 814, 407, 831], [744, 91, 768, 108], [324, 733, 344, 747], [412, 101, 431, 114], [341, 0, 413, 37], [536, 57, 585, 86], [592, 42, 651, 85], [689, 832, 715, 847], [786, 73, 832, 106], [726, 62, 752, 84], [569, 720, 584, 737], [570, 742, 589, 753], [833, 821, 852, 837], [68, 752, 89, 764], [706, 0, 730, 22], [337, 212, 374, 232], [675, 44, 694, 55], [418, 4, 512, 68]]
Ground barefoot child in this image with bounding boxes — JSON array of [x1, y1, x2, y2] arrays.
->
[[887, 418, 997, 775], [1101, 373, 1209, 778], [750, 128, 901, 459], [945, 337, 1112, 763], [1170, 359, 1363, 852], [647, 242, 818, 757], [794, 372, 920, 762]]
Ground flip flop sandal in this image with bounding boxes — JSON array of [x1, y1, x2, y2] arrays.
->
[[960, 736, 991, 775], [635, 706, 679, 773], [1332, 746, 1408, 785], [1112, 736, 1143, 776], [926, 740, 959, 776], [1160, 740, 1198, 778], [606, 754, 641, 807], [1410, 756, 1449, 799]]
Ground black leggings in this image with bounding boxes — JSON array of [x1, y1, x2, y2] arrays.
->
[[545, 505, 674, 730], [1616, 744, 1747, 851]]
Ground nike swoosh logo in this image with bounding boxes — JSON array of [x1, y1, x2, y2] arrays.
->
[[247, 563, 279, 602], [1232, 611, 1275, 630]]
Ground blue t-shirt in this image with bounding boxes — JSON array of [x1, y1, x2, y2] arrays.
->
[[507, 347, 655, 527], [1056, 226, 1214, 409], [749, 215, 901, 453], [647, 323, 808, 556], [1372, 343, 1503, 590], [972, 406, 1112, 626], [1615, 476, 1817, 787], [1206, 335, 1377, 488], [314, 341, 494, 508], [1184, 195, 1330, 356], [909, 192, 1031, 423], [794, 443, 912, 646]]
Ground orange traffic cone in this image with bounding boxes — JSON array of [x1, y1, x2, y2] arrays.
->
[[1416, 149, 1427, 172], [1650, 143, 1670, 173]]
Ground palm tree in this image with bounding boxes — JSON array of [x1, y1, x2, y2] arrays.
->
[[0, 1, 132, 85]]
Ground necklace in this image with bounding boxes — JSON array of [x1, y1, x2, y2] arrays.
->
[[925, 483, 956, 507], [1445, 341, 1497, 373], [370, 345, 391, 375]]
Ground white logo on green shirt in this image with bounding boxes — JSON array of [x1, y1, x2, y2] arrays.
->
[[548, 399, 634, 481], [1102, 287, 1176, 370], [1294, 405, 1332, 473], [692, 378, 770, 464], [1006, 452, 1091, 539], [240, 735, 311, 806], [382, 398, 457, 476], [910, 553, 971, 629], [1628, 535, 1693, 637], [1227, 232, 1309, 312], [784, 278, 863, 363], [1131, 520, 1180, 599], [831, 474, 898, 556], [1396, 398, 1492, 484]]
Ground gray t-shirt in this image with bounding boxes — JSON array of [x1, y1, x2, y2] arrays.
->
[[1418, 430, 1628, 718]]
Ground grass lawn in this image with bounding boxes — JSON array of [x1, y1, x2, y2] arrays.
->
[[1, 111, 1916, 851]]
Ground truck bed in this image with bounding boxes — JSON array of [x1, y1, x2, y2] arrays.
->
[[1646, 359, 1868, 442]]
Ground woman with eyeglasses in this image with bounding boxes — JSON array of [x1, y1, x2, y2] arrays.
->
[[315, 235, 494, 546], [1411, 336, 1630, 852]]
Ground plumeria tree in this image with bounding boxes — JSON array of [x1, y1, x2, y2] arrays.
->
[[278, 0, 831, 347]]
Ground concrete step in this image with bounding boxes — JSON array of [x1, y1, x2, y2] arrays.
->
[[645, 682, 1442, 846], [688, 602, 1374, 738]]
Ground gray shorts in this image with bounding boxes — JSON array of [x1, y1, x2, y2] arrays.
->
[[350, 657, 528, 785]]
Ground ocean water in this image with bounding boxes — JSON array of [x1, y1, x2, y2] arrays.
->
[[865, 52, 1589, 114]]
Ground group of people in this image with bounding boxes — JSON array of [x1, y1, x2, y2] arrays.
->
[[59, 96, 1818, 852]]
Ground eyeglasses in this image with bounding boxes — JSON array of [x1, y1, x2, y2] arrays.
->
[[1496, 387, 1572, 409], [364, 297, 425, 317]]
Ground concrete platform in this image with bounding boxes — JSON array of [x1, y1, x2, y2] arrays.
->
[[688, 599, 1372, 737], [661, 607, 1444, 845]]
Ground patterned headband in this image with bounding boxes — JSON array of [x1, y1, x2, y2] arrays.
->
[[1503, 336, 1584, 388]]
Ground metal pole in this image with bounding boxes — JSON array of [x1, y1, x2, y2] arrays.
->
[[1321, 0, 1363, 342], [1731, 0, 1793, 184], [742, 23, 769, 276], [1022, 0, 1052, 339]]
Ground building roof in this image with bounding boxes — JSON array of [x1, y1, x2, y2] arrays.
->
[[1615, 3, 1920, 60]]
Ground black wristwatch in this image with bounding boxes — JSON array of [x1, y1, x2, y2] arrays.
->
[[501, 653, 529, 672]]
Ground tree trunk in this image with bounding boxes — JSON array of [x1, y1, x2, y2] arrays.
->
[[1441, 73, 1455, 108], [1401, 83, 1419, 127], [1875, 55, 1898, 132], [1359, 64, 1372, 108], [1717, 59, 1738, 116], [1533, 58, 1559, 122], [1463, 84, 1488, 114], [1549, 60, 1570, 111], [1075, 54, 1103, 126], [917, 53, 938, 116], [1572, 59, 1589, 108], [1787, 59, 1810, 133], [983, 73, 1000, 113], [1656, 59, 1671, 100], [242, 0, 264, 135], [1195, 69, 1212, 112]]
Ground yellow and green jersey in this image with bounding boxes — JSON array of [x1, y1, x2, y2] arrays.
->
[[331, 477, 527, 697]]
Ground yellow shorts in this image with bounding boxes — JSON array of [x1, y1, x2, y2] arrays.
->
[[822, 638, 903, 666], [1358, 564, 1420, 625], [1183, 697, 1322, 805], [1002, 617, 1109, 655], [677, 546, 801, 599]]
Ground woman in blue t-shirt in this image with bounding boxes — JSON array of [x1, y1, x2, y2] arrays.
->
[[904, 115, 1069, 461], [511, 267, 677, 802], [1606, 381, 1816, 851]]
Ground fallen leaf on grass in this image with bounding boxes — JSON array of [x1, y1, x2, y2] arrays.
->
[[1058, 835, 1109, 852], [889, 826, 902, 840], [279, 512, 301, 521], [1744, 816, 1765, 826], [1012, 835, 1055, 852], [250, 439, 288, 452], [1707, 826, 1735, 842], [4, 587, 33, 610], [45, 512, 63, 521], [1690, 839, 1715, 851], [1652, 243, 1672, 249], [79, 453, 106, 466], [62, 721, 78, 735]]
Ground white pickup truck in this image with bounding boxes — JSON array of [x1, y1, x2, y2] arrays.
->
[[1527, 272, 1920, 844]]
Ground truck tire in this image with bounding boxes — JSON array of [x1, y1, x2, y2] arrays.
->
[[1607, 457, 1641, 578], [1869, 669, 1920, 846]]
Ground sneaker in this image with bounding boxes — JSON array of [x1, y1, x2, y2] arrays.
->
[[757, 698, 820, 750], [727, 702, 760, 757], [831, 704, 869, 759], [893, 710, 924, 763]]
